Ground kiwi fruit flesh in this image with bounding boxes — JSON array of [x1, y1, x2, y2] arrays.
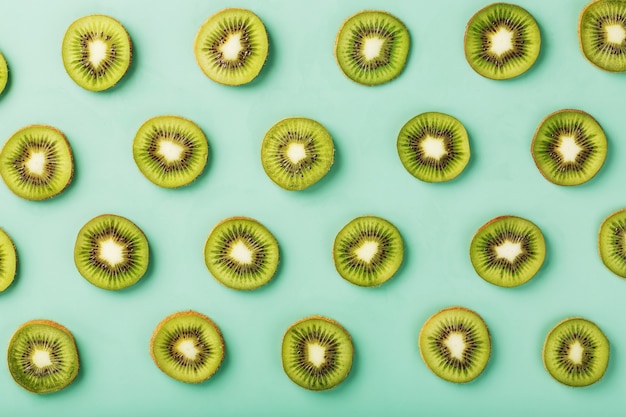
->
[[333, 216, 403, 287], [598, 208, 626, 278], [335, 10, 410, 86], [543, 317, 609, 387], [0, 228, 17, 292], [579, 0, 626, 72], [261, 117, 334, 191], [0, 125, 74, 201], [532, 109, 607, 186], [0, 52, 8, 95], [74, 214, 149, 290], [194, 8, 268, 86], [150, 311, 225, 384], [419, 306, 491, 383], [204, 217, 279, 290], [282, 315, 353, 391], [464, 3, 541, 80], [7, 320, 80, 394], [397, 112, 471, 182], [470, 215, 545, 287], [133, 115, 209, 188], [62, 15, 132, 92]]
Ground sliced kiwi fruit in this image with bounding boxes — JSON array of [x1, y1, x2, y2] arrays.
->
[[0, 228, 17, 292], [0, 51, 8, 95], [470, 215, 545, 287], [335, 10, 410, 86], [419, 306, 491, 383], [150, 311, 225, 384], [464, 3, 541, 80], [133, 115, 209, 188], [598, 208, 626, 278], [62, 15, 132, 92], [532, 109, 607, 186], [543, 317, 609, 387], [261, 117, 334, 191], [204, 217, 279, 290], [0, 125, 74, 201], [7, 320, 79, 394], [194, 8, 269, 86], [74, 214, 149, 290], [579, 0, 626, 72], [282, 315, 353, 391], [397, 112, 471, 182], [333, 216, 403, 287]]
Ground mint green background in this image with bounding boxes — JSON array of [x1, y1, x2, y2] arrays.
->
[[0, 0, 624, 415]]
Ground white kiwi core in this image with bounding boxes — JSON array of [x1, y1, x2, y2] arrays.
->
[[176, 339, 200, 360], [286, 143, 307, 164], [307, 343, 326, 368], [88, 39, 108, 68], [421, 136, 447, 160], [443, 332, 467, 360], [25, 151, 47, 176], [362, 37, 384, 61], [230, 241, 253, 265], [495, 240, 522, 263], [219, 32, 244, 61], [355, 241, 379, 263], [99, 238, 125, 267], [157, 139, 185, 163], [605, 24, 626, 45], [32, 349, 53, 368], [568, 340, 584, 365], [489, 27, 514, 56], [556, 135, 582, 163]]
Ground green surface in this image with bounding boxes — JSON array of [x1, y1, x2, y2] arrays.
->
[[0, 0, 625, 415]]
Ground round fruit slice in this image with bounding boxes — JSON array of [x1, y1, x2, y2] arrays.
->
[[194, 8, 269, 86], [0, 125, 74, 201], [532, 109, 607, 186], [133, 115, 209, 188], [543, 317, 609, 387], [579, 0, 626, 72], [333, 216, 403, 287], [74, 214, 149, 290], [0, 51, 8, 95], [7, 320, 80, 394], [0, 228, 17, 292], [204, 217, 279, 290], [62, 15, 132, 92], [419, 306, 491, 384], [598, 208, 626, 278], [282, 315, 353, 391], [470, 215, 545, 287], [397, 112, 471, 182], [335, 10, 410, 86], [464, 3, 541, 80], [261, 117, 334, 191], [150, 311, 225, 384]]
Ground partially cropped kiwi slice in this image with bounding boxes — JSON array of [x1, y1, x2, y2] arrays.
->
[[150, 311, 225, 384], [261, 117, 334, 191], [543, 317, 609, 387], [62, 15, 132, 92], [0, 228, 17, 292], [470, 216, 545, 287], [204, 217, 279, 290], [194, 8, 268, 86], [333, 216, 403, 287], [282, 315, 353, 391], [579, 0, 626, 72], [464, 3, 541, 80], [335, 10, 410, 86], [532, 109, 607, 186], [598, 208, 626, 278], [133, 115, 209, 188], [0, 52, 8, 95], [0, 125, 74, 201], [419, 306, 491, 383], [397, 112, 471, 182], [7, 320, 79, 394], [74, 214, 149, 290]]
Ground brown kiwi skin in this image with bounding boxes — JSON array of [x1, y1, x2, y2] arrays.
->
[[598, 208, 626, 278], [149, 310, 225, 384], [578, 0, 622, 72], [418, 306, 492, 384], [281, 315, 354, 391]]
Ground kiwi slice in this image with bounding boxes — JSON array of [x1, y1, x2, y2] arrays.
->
[[464, 3, 541, 80], [133, 115, 209, 188], [335, 10, 410, 86], [333, 216, 403, 287], [7, 320, 80, 394], [470, 215, 545, 287], [0, 228, 17, 292], [532, 109, 607, 186], [261, 117, 334, 191], [194, 8, 269, 86], [0, 51, 8, 95], [543, 317, 609, 387], [419, 306, 491, 383], [0, 125, 74, 201], [579, 0, 626, 72], [74, 214, 149, 290], [150, 311, 225, 384], [62, 15, 132, 92], [397, 112, 471, 182], [282, 315, 353, 391], [598, 208, 626, 278]]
